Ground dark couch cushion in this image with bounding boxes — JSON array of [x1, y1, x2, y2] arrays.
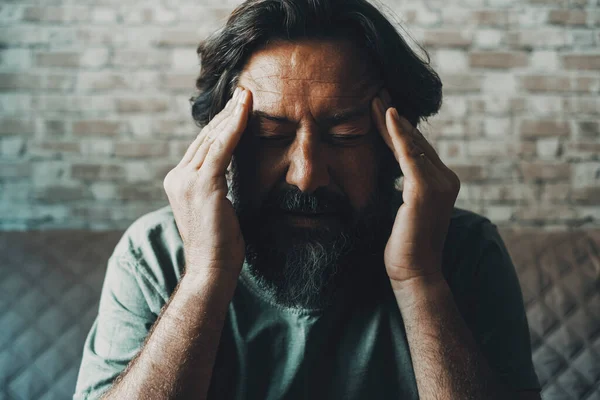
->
[[0, 231, 122, 400], [499, 228, 600, 400]]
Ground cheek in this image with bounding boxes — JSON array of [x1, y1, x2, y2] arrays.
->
[[235, 140, 285, 207], [331, 146, 378, 210]]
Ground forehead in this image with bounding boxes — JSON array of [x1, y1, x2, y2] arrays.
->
[[238, 39, 380, 119]]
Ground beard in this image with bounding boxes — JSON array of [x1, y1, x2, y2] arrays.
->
[[227, 145, 400, 310]]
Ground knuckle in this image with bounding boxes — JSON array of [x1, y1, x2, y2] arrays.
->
[[204, 132, 216, 144], [211, 137, 226, 151], [163, 169, 175, 191]]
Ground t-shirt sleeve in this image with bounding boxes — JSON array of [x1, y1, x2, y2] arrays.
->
[[72, 252, 158, 400], [469, 221, 541, 392]]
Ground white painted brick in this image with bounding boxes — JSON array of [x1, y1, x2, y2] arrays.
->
[[537, 138, 561, 159], [528, 96, 563, 117], [0, 27, 46, 46], [573, 162, 600, 189], [0, 49, 32, 70], [488, 0, 518, 7], [125, 161, 155, 182], [172, 48, 199, 71], [484, 117, 511, 137], [513, 9, 548, 27], [530, 51, 559, 71], [474, 29, 504, 49], [90, 182, 117, 200], [91, 8, 117, 23], [482, 95, 512, 115], [438, 96, 468, 118], [0, 94, 32, 112], [154, 6, 178, 24], [0, 137, 26, 157], [80, 48, 110, 68], [400, 3, 441, 26], [485, 205, 514, 223], [568, 30, 595, 49], [0, 5, 24, 23], [483, 73, 517, 94], [129, 118, 154, 137], [80, 139, 114, 157], [434, 49, 468, 72], [440, 6, 471, 26]]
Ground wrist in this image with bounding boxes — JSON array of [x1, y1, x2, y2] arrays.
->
[[390, 272, 450, 311], [180, 266, 241, 298]]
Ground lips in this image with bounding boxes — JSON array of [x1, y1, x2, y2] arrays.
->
[[284, 211, 337, 217]]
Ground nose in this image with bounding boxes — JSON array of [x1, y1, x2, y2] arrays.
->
[[285, 131, 330, 194]]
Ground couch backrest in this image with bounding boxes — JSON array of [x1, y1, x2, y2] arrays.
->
[[499, 228, 600, 400]]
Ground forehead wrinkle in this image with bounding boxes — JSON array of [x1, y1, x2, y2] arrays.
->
[[238, 40, 382, 124]]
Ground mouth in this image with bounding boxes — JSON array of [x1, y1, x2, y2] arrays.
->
[[280, 211, 342, 227], [284, 211, 336, 217]]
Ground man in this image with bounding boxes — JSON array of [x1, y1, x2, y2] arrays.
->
[[74, 0, 541, 399]]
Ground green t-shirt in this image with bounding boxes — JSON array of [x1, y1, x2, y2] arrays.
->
[[73, 203, 540, 399]]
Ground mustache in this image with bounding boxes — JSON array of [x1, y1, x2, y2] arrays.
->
[[261, 186, 353, 215]]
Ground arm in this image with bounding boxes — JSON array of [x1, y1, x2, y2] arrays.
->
[[371, 90, 540, 399], [101, 267, 238, 400], [102, 87, 253, 399], [392, 274, 525, 399], [72, 87, 253, 399]]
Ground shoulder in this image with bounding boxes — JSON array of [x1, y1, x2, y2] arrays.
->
[[442, 207, 505, 277], [449, 207, 492, 230], [446, 207, 497, 249], [117, 205, 180, 250], [111, 205, 184, 302]]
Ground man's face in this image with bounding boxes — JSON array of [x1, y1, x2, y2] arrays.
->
[[228, 38, 399, 309]]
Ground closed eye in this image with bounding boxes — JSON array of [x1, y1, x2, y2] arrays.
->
[[257, 135, 365, 142], [257, 135, 291, 141], [330, 135, 364, 140]]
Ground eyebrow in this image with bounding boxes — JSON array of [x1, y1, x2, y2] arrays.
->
[[252, 106, 370, 126]]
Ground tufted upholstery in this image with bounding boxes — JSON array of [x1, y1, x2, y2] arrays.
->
[[501, 229, 600, 400], [0, 228, 599, 400]]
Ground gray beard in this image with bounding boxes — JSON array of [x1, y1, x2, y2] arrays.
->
[[227, 157, 399, 311]]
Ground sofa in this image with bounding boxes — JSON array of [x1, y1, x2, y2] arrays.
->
[[0, 227, 599, 400]]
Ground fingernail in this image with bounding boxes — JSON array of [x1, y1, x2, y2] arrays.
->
[[234, 93, 245, 114], [238, 89, 246, 104], [391, 107, 400, 121]]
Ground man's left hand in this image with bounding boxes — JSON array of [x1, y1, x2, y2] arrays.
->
[[371, 89, 461, 288]]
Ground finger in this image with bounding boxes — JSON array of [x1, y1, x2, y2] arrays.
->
[[372, 96, 395, 157], [204, 87, 242, 133], [177, 132, 205, 168], [396, 115, 447, 171], [189, 89, 244, 169], [384, 107, 431, 183], [201, 89, 252, 178], [179, 88, 241, 167], [372, 96, 427, 182], [378, 89, 449, 173]]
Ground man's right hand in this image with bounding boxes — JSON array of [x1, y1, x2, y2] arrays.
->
[[163, 87, 252, 276]]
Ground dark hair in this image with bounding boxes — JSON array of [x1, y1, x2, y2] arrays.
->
[[190, 0, 442, 128]]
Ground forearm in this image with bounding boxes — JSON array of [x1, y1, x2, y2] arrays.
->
[[392, 274, 511, 400], [102, 266, 239, 400]]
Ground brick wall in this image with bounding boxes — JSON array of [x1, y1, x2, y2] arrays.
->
[[0, 0, 598, 230]]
